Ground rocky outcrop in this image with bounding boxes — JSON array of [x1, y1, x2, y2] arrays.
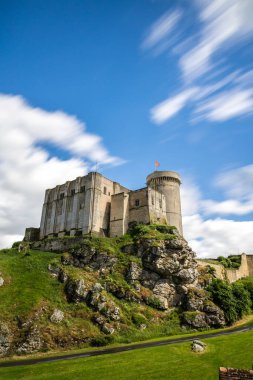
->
[[50, 309, 64, 324], [49, 231, 224, 332], [124, 237, 199, 310], [184, 287, 225, 327], [0, 323, 12, 357], [16, 326, 42, 355], [65, 278, 89, 303]]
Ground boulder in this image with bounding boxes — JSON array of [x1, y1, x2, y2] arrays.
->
[[152, 280, 177, 310], [182, 311, 208, 329], [191, 340, 206, 352], [64, 279, 89, 303], [50, 309, 64, 323], [0, 277, 4, 287]]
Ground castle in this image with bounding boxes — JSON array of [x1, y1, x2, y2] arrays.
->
[[35, 170, 183, 239]]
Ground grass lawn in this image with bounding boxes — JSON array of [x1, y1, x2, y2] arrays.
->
[[1, 329, 253, 380]]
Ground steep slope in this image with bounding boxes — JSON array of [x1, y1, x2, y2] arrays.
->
[[0, 224, 225, 357]]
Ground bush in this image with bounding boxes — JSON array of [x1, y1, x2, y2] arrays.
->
[[232, 282, 251, 318], [146, 296, 162, 310], [238, 277, 253, 304], [208, 279, 238, 324], [208, 278, 251, 324], [12, 241, 22, 249], [217, 255, 241, 269], [90, 335, 114, 347], [132, 313, 147, 326]]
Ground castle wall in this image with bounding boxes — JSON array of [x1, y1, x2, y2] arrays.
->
[[110, 192, 129, 237], [246, 255, 253, 276], [128, 188, 150, 225], [147, 188, 167, 224], [197, 253, 253, 284], [39, 170, 184, 239], [40, 172, 130, 239]]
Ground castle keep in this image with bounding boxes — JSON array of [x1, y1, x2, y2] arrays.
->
[[38, 170, 183, 239]]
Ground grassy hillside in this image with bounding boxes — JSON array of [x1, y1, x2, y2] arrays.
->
[[0, 245, 186, 354], [0, 329, 253, 380]]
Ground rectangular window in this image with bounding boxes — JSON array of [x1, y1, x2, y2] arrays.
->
[[151, 196, 154, 205], [135, 199, 140, 207], [71, 189, 75, 196], [60, 193, 64, 199], [80, 186, 85, 192], [103, 186, 107, 195]]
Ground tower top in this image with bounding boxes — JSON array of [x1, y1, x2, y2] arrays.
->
[[146, 170, 181, 185]]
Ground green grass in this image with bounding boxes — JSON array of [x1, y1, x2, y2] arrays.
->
[[1, 329, 253, 380], [0, 249, 64, 318]]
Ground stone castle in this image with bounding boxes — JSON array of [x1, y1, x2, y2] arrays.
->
[[36, 170, 183, 239]]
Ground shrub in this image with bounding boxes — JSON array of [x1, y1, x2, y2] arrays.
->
[[90, 335, 114, 347], [208, 279, 238, 324], [132, 313, 147, 326], [146, 296, 162, 310], [12, 241, 22, 249], [232, 282, 251, 317], [238, 277, 253, 304]]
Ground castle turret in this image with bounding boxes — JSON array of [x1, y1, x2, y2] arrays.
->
[[146, 171, 183, 235]]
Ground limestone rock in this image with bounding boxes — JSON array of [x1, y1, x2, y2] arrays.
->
[[50, 309, 64, 324], [126, 262, 142, 283], [152, 280, 177, 310], [0, 323, 12, 357], [102, 324, 115, 335], [17, 327, 41, 355], [0, 277, 4, 287], [191, 340, 206, 352], [204, 302, 225, 327], [182, 311, 208, 329], [65, 278, 89, 303]]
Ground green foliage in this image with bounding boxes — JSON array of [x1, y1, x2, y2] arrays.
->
[[90, 335, 114, 347], [237, 277, 253, 304], [11, 241, 22, 248], [146, 296, 162, 310], [208, 278, 251, 324], [217, 255, 241, 269], [232, 282, 252, 318], [131, 313, 147, 327], [129, 223, 177, 241]]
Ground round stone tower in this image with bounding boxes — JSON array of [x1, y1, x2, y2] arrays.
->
[[146, 170, 183, 235]]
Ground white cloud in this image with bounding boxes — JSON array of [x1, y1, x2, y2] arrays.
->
[[202, 199, 253, 216], [215, 164, 253, 198], [0, 94, 123, 248], [195, 88, 253, 121], [180, 0, 253, 81], [183, 214, 253, 258], [150, 88, 197, 124], [180, 165, 253, 257], [142, 9, 182, 51]]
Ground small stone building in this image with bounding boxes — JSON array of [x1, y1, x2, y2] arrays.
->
[[37, 170, 183, 239]]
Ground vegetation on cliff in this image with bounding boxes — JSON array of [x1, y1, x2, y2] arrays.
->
[[0, 224, 252, 358]]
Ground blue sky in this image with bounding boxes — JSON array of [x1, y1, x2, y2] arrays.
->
[[1, 0, 253, 257]]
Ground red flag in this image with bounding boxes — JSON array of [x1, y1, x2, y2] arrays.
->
[[155, 161, 160, 167]]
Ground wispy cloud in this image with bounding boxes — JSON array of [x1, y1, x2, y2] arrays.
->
[[180, 0, 253, 82], [0, 94, 124, 248], [195, 88, 253, 121], [142, 9, 182, 52], [145, 1, 253, 124], [150, 88, 197, 124]]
